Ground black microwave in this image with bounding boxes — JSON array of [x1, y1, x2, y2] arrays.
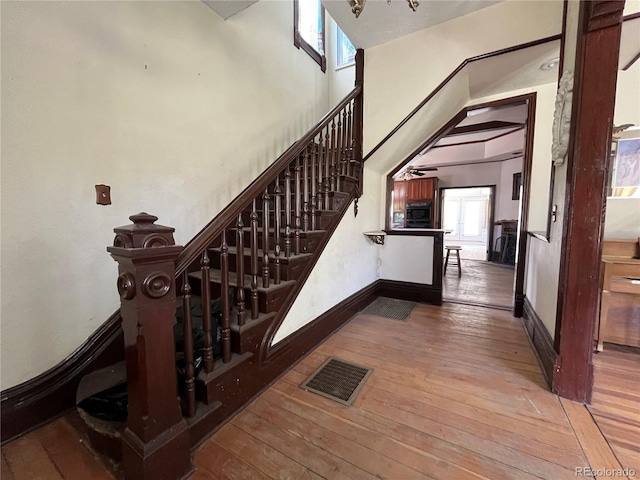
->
[[406, 201, 432, 227]]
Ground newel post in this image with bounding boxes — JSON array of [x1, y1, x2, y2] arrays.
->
[[107, 213, 192, 480]]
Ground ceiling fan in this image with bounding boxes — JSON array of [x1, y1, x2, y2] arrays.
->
[[399, 164, 438, 180]]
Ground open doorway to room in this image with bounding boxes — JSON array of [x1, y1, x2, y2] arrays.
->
[[387, 95, 533, 312]]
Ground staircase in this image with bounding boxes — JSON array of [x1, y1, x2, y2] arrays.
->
[[76, 56, 364, 480]]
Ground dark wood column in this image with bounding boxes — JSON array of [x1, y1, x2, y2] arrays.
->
[[553, 0, 625, 403], [108, 213, 192, 480]]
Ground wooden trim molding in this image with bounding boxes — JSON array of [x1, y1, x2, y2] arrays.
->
[[553, 0, 625, 403], [1, 313, 124, 444], [363, 35, 561, 162], [522, 297, 557, 388], [1, 273, 447, 445], [377, 280, 442, 306]]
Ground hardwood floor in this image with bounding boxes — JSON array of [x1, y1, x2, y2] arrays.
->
[[589, 344, 640, 475], [3, 302, 635, 480], [194, 303, 618, 480], [443, 259, 515, 309], [1, 416, 115, 480]]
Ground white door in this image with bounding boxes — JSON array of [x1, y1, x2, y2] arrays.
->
[[443, 189, 490, 244]]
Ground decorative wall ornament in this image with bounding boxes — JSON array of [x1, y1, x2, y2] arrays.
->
[[142, 271, 172, 299], [551, 71, 574, 166], [349, 0, 419, 18], [117, 273, 136, 300]]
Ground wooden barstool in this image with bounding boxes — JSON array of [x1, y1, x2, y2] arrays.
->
[[444, 246, 462, 277]]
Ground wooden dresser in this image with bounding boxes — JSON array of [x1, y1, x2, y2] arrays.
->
[[595, 238, 640, 351]]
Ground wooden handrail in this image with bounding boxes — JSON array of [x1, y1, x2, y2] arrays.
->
[[362, 34, 561, 162], [176, 85, 362, 274]]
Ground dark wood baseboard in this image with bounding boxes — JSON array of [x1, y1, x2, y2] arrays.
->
[[0, 313, 124, 444], [376, 279, 442, 306], [1, 277, 440, 446], [522, 297, 557, 387]]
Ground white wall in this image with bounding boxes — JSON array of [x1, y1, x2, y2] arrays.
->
[[326, 16, 356, 107], [1, 1, 332, 390], [363, 0, 563, 174], [273, 167, 381, 343], [379, 236, 434, 285], [497, 157, 523, 222]]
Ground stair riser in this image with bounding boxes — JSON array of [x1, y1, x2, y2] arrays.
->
[[210, 253, 310, 282], [189, 280, 293, 315], [226, 230, 325, 255]]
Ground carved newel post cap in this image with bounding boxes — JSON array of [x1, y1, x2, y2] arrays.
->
[[112, 212, 176, 249]]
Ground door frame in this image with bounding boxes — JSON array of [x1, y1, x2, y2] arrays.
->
[[384, 93, 537, 317], [438, 185, 496, 262]]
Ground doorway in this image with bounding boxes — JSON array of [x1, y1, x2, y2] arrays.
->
[[442, 186, 493, 261]]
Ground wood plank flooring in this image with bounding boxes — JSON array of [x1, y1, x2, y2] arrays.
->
[[1, 416, 115, 480], [4, 302, 636, 479], [443, 259, 515, 309], [589, 344, 640, 475], [193, 303, 619, 480]]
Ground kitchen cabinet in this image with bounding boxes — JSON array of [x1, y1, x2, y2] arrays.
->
[[393, 181, 407, 212], [406, 178, 437, 202]]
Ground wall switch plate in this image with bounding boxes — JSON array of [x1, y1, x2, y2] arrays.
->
[[95, 184, 111, 205]]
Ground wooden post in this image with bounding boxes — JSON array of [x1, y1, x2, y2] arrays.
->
[[354, 49, 365, 196], [108, 213, 192, 480], [553, 0, 625, 403]]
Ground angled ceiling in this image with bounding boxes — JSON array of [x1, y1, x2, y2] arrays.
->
[[322, 0, 502, 49], [201, 1, 259, 20]]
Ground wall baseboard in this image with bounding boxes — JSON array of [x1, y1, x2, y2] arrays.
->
[[377, 279, 442, 306], [0, 277, 442, 445], [522, 297, 557, 387], [1, 313, 124, 444]]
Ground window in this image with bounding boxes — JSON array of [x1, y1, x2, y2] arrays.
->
[[294, 0, 326, 72], [337, 27, 356, 68]]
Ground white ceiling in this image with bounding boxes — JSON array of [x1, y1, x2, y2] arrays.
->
[[201, 0, 259, 20], [322, 0, 502, 49], [620, 17, 640, 69]]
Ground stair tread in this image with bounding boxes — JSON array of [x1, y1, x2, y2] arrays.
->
[[189, 270, 296, 292]]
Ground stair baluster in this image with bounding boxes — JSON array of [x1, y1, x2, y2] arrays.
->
[[220, 230, 231, 363], [336, 111, 343, 192], [284, 169, 292, 258], [340, 108, 348, 187], [323, 125, 331, 207], [330, 117, 337, 192], [262, 188, 271, 288], [274, 178, 282, 285], [316, 127, 325, 211], [347, 102, 353, 178], [201, 250, 214, 373], [181, 272, 196, 418], [294, 158, 302, 255], [235, 214, 246, 326], [311, 135, 318, 230], [302, 150, 310, 232], [250, 199, 259, 319]]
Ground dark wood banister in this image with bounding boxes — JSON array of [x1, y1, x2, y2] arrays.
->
[[362, 34, 561, 162], [176, 85, 362, 274]]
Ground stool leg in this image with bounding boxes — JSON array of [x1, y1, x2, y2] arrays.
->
[[456, 250, 461, 277], [444, 250, 450, 275]]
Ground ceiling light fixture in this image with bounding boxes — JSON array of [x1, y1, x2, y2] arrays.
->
[[349, 0, 420, 18], [540, 57, 560, 71]]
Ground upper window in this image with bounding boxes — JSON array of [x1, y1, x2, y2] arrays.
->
[[337, 27, 356, 68], [294, 0, 326, 72]]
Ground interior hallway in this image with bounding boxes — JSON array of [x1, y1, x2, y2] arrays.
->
[[443, 259, 515, 309], [3, 303, 638, 479]]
